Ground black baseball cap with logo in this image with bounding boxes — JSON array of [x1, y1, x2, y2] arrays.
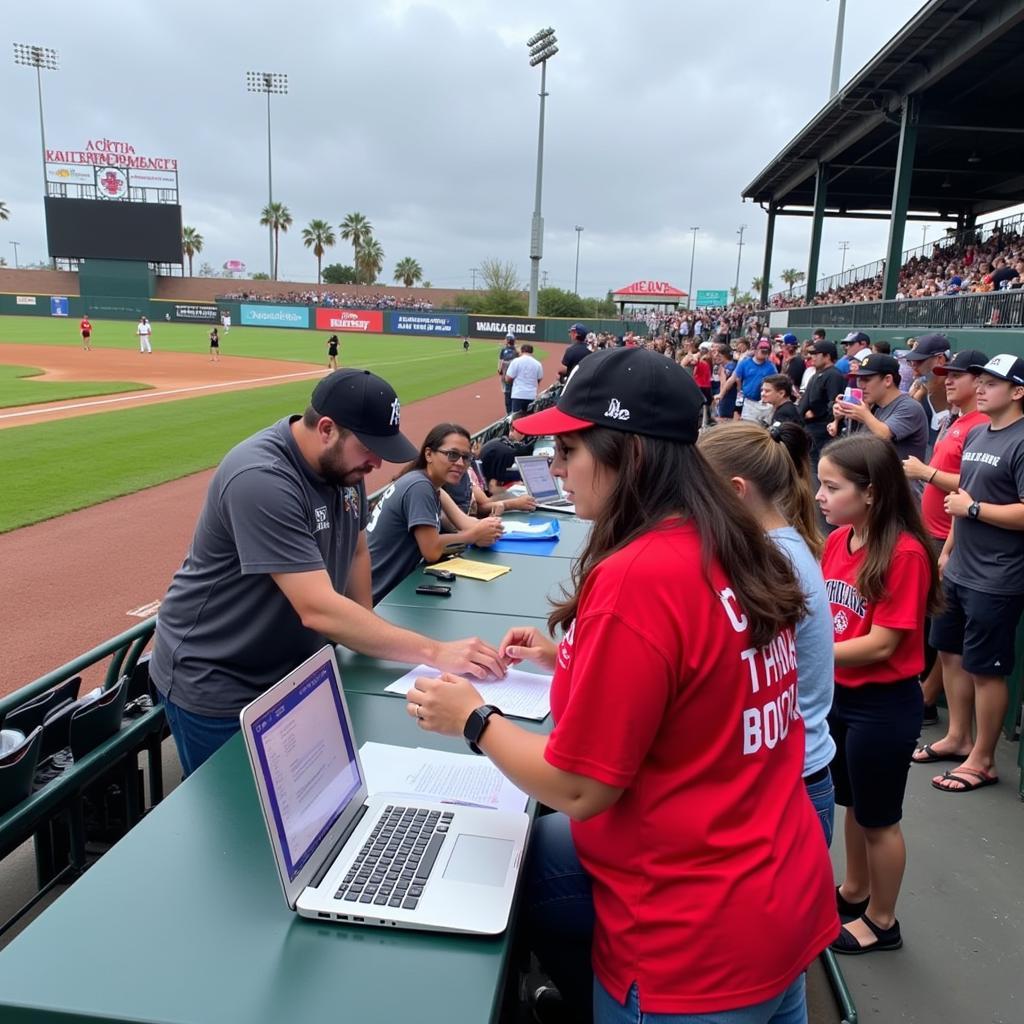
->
[[905, 333, 951, 362], [933, 349, 990, 376], [514, 347, 704, 444], [810, 340, 839, 359], [854, 353, 901, 380], [310, 368, 417, 462]]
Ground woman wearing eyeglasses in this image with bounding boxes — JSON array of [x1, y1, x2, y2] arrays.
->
[[366, 423, 504, 604]]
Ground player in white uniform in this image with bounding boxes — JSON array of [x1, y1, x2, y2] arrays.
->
[[137, 316, 153, 353]]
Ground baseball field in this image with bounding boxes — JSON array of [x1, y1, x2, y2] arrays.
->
[[0, 315, 544, 533]]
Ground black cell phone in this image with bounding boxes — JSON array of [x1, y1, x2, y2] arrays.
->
[[423, 568, 456, 582], [415, 584, 452, 597]]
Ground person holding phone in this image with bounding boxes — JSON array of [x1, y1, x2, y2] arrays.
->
[[366, 423, 503, 604], [406, 349, 838, 1023]]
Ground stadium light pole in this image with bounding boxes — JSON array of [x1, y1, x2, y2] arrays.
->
[[13, 44, 58, 201], [734, 225, 746, 300], [526, 28, 558, 317], [838, 240, 851, 273], [10, 242, 20, 269], [246, 71, 288, 280], [828, 0, 847, 98], [573, 225, 584, 295], [687, 227, 699, 310]]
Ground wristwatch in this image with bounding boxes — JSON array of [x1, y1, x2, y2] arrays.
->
[[967, 501, 982, 520], [464, 705, 504, 755]]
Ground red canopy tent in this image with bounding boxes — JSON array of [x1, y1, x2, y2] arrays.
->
[[610, 280, 687, 312]]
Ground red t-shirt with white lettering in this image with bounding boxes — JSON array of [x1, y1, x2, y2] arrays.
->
[[79, 318, 91, 334], [822, 527, 930, 687], [544, 521, 838, 1014], [921, 410, 989, 540]]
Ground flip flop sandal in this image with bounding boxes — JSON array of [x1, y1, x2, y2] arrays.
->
[[911, 743, 966, 764], [831, 914, 902, 956], [931, 767, 998, 793]]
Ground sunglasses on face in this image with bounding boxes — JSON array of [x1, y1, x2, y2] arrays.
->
[[433, 448, 473, 464]]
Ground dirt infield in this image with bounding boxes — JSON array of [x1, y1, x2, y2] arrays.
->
[[0, 344, 324, 428], [0, 373, 511, 697]]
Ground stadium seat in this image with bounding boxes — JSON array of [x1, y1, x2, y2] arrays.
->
[[0, 728, 44, 816], [3, 677, 82, 737]]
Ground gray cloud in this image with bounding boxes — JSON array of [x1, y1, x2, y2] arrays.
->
[[3, 0, 944, 298]]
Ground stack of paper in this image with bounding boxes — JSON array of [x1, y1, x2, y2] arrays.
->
[[384, 664, 552, 721], [436, 557, 511, 581], [359, 742, 529, 813]]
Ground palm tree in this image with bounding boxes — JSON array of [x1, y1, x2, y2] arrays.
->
[[340, 212, 373, 267], [393, 257, 423, 288], [0, 201, 9, 222], [357, 238, 384, 285], [751, 276, 773, 295], [302, 219, 336, 284], [780, 268, 805, 296], [181, 226, 204, 277], [260, 202, 293, 280]]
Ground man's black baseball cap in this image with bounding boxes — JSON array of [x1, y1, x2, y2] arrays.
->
[[311, 368, 417, 463], [905, 333, 951, 362], [810, 340, 839, 359], [933, 349, 989, 376], [841, 331, 871, 345], [854, 353, 901, 380], [514, 347, 703, 444]]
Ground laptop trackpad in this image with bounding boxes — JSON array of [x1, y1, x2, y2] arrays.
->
[[442, 835, 513, 887]]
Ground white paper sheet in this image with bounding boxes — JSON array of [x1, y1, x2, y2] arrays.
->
[[384, 665, 552, 721], [359, 742, 529, 813]]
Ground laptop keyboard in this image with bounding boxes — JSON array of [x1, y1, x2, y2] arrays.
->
[[335, 805, 453, 911]]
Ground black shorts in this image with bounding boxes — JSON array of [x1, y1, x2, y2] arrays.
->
[[929, 579, 1024, 677], [829, 679, 922, 828]]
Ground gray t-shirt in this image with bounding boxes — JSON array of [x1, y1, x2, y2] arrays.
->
[[946, 417, 1024, 594], [150, 417, 368, 716], [366, 470, 441, 604], [852, 392, 928, 462], [769, 528, 836, 778]]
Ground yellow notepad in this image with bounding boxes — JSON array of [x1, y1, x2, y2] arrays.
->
[[439, 557, 511, 581]]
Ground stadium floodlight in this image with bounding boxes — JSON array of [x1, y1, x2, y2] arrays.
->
[[526, 28, 558, 316], [10, 242, 20, 269], [687, 227, 699, 311], [574, 226, 584, 295], [246, 71, 289, 279], [13, 43, 59, 204]]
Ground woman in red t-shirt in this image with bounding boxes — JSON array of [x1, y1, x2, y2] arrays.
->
[[817, 435, 941, 956], [408, 349, 838, 1023]]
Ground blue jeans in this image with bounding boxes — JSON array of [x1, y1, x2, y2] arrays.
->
[[805, 768, 835, 848], [159, 693, 240, 777], [594, 977, 806, 1024]]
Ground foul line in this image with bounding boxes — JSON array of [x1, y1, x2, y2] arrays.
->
[[0, 369, 326, 421]]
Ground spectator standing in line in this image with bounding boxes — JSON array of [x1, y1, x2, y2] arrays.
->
[[782, 334, 805, 394], [906, 334, 952, 452], [871, 340, 892, 355], [761, 374, 803, 426], [326, 334, 339, 370], [79, 314, 92, 352], [925, 354, 1024, 794], [137, 316, 153, 354], [721, 338, 776, 425], [902, 349, 990, 736], [798, 340, 846, 472], [560, 324, 591, 382], [836, 332, 870, 375], [712, 341, 737, 422], [817, 435, 940, 955], [830, 354, 929, 464], [505, 342, 544, 413], [498, 334, 518, 415]]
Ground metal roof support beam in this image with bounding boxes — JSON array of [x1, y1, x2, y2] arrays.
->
[[884, 96, 919, 301], [760, 202, 777, 309], [805, 164, 829, 303]]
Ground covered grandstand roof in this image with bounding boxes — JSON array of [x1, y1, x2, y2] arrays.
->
[[742, 0, 1024, 218]]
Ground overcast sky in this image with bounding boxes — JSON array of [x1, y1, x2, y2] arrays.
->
[[3, 1, 988, 298]]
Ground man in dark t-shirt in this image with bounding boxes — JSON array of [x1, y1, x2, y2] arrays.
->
[[479, 415, 534, 489], [798, 340, 846, 471], [150, 369, 505, 775], [498, 335, 518, 414], [561, 324, 591, 381]]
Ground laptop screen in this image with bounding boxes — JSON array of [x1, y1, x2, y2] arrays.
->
[[518, 457, 561, 501], [248, 659, 362, 881]]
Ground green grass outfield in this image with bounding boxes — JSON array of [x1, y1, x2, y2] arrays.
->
[[0, 364, 149, 408], [0, 318, 547, 533]]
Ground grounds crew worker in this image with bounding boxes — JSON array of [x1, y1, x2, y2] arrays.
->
[[151, 368, 506, 775]]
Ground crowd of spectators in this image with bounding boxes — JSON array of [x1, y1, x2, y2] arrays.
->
[[219, 288, 436, 310]]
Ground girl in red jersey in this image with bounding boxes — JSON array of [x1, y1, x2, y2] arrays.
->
[[816, 435, 941, 956], [408, 348, 838, 1024]]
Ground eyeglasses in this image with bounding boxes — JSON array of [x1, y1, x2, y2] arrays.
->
[[433, 448, 473, 464]]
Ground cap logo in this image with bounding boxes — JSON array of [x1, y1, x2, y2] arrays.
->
[[389, 397, 401, 427], [604, 397, 630, 421]]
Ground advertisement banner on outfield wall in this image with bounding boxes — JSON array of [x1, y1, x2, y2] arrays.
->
[[241, 304, 309, 329], [468, 316, 542, 340], [315, 308, 384, 333], [50, 296, 69, 317], [172, 303, 220, 323], [388, 312, 463, 336]]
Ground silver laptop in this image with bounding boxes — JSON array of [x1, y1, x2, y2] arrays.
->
[[515, 455, 576, 514], [240, 646, 529, 935]]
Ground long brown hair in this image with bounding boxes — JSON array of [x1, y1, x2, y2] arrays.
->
[[698, 420, 824, 558], [548, 428, 808, 648], [820, 434, 942, 613]]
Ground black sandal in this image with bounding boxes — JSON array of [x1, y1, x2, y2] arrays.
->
[[831, 914, 902, 955], [836, 885, 869, 919]]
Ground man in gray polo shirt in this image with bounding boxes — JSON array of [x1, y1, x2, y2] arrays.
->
[[151, 369, 505, 775]]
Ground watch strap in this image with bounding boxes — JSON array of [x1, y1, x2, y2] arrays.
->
[[464, 704, 504, 755]]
